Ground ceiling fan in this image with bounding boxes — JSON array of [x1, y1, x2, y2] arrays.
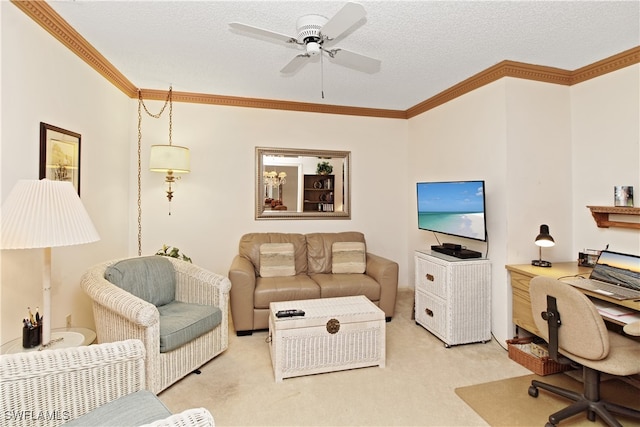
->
[[229, 2, 381, 75]]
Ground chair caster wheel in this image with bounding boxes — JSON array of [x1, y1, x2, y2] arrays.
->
[[528, 385, 539, 398], [545, 423, 555, 427]]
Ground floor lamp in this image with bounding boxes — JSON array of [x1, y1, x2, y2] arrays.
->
[[1, 179, 100, 346]]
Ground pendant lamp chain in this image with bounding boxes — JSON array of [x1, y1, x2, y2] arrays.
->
[[136, 86, 173, 256]]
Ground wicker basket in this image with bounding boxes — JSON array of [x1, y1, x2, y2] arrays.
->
[[506, 337, 573, 376]]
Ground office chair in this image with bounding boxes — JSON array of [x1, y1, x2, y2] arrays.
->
[[528, 276, 640, 427]]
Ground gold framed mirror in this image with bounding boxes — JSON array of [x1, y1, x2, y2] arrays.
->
[[256, 147, 351, 219]]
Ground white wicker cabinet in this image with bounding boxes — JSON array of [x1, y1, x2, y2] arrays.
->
[[414, 250, 491, 347]]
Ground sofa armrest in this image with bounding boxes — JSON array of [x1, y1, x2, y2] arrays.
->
[[228, 255, 257, 333], [141, 408, 215, 427], [366, 252, 399, 319], [0, 340, 146, 426]]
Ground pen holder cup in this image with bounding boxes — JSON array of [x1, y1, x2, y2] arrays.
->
[[22, 324, 42, 348]]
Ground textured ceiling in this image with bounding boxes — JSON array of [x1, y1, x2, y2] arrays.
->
[[47, 1, 640, 111]]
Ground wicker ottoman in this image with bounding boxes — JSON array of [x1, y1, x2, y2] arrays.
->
[[268, 295, 386, 382]]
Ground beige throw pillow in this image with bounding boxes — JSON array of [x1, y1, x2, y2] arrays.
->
[[259, 243, 295, 277], [332, 242, 366, 274]]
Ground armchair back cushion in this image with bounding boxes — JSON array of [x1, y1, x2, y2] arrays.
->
[[105, 256, 176, 307]]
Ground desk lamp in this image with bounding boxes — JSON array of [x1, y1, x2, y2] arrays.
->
[[531, 224, 554, 268], [1, 179, 100, 346]]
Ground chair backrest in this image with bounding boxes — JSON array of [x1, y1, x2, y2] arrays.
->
[[105, 256, 176, 306], [530, 276, 610, 361]]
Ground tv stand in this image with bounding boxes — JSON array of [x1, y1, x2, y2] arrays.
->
[[431, 245, 482, 259]]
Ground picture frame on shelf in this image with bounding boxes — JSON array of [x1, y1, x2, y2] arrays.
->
[[39, 122, 81, 195]]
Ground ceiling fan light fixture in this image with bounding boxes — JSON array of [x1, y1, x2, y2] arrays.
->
[[306, 42, 321, 56]]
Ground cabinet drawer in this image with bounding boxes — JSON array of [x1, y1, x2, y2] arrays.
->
[[415, 258, 447, 297], [415, 291, 447, 339]]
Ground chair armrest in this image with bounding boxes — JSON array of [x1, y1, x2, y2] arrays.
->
[[0, 340, 146, 426], [228, 255, 257, 333], [169, 257, 232, 307], [623, 320, 640, 336], [366, 252, 399, 318], [141, 408, 215, 427], [81, 261, 159, 327]]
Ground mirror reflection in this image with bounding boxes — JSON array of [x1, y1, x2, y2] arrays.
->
[[256, 147, 351, 219]]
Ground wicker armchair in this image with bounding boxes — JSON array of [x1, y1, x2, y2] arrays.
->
[[81, 256, 231, 394], [0, 339, 214, 427]]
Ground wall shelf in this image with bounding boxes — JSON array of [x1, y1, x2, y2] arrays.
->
[[587, 206, 640, 230]]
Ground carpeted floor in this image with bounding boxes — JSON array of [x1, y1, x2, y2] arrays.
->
[[158, 289, 638, 426], [455, 372, 640, 427]]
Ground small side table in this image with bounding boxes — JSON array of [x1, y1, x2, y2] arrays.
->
[[0, 327, 96, 355]]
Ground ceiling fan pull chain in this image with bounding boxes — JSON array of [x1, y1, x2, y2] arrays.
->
[[321, 49, 325, 99]]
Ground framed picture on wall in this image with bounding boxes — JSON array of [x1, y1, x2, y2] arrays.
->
[[39, 122, 81, 195]]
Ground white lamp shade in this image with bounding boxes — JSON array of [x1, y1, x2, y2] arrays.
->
[[149, 145, 190, 173], [1, 179, 100, 249]]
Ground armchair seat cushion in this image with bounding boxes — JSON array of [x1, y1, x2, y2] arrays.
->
[[158, 301, 222, 353], [254, 275, 320, 309], [65, 390, 171, 427], [311, 273, 381, 300]]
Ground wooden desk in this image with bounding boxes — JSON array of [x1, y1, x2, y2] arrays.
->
[[506, 262, 640, 336]]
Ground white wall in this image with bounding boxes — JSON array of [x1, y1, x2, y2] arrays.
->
[[1, 3, 132, 342], [570, 65, 640, 255], [135, 103, 410, 283]]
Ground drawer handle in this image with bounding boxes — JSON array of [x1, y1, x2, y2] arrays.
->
[[425, 308, 434, 317], [426, 273, 435, 282]]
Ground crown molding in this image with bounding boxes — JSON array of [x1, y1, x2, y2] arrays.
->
[[138, 89, 407, 119], [571, 46, 640, 85], [13, 1, 640, 120], [11, 1, 138, 97]]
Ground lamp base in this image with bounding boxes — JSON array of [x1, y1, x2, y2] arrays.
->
[[531, 259, 553, 268]]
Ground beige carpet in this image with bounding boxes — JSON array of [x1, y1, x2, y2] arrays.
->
[[158, 289, 636, 426], [455, 372, 640, 427]]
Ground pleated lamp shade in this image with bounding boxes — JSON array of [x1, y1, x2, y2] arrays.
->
[[149, 145, 190, 173], [1, 179, 100, 249]]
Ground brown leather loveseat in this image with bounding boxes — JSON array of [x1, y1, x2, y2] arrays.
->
[[228, 231, 399, 335]]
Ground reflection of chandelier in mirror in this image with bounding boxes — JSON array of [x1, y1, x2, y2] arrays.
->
[[263, 171, 287, 188]]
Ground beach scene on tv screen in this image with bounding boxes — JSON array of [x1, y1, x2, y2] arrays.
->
[[418, 181, 485, 240]]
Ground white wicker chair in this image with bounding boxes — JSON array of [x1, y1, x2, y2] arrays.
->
[[81, 257, 231, 394], [0, 339, 214, 427]]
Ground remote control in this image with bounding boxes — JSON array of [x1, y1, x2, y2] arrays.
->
[[276, 309, 305, 318]]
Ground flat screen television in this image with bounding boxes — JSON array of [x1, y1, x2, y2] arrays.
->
[[416, 180, 487, 242]]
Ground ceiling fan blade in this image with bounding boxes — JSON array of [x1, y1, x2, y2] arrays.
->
[[320, 2, 366, 40], [229, 22, 297, 44], [281, 54, 311, 74], [329, 48, 381, 73]]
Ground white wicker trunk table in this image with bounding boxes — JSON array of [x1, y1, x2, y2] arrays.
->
[[268, 295, 386, 382]]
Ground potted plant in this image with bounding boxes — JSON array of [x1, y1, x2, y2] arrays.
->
[[316, 161, 333, 175], [155, 245, 192, 263]]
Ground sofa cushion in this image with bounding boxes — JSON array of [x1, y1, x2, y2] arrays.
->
[[306, 232, 366, 274], [105, 256, 175, 307], [311, 273, 381, 301], [332, 242, 366, 274], [254, 275, 321, 309], [239, 233, 308, 276], [259, 243, 295, 277], [64, 390, 171, 426], [158, 301, 222, 353]]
